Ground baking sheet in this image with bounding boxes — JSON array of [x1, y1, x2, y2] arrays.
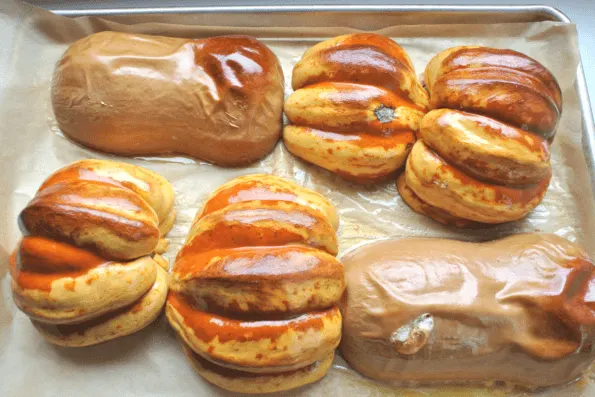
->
[[1, 0, 595, 395]]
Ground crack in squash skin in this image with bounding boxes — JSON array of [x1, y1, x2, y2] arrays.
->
[[283, 33, 428, 184], [10, 159, 174, 346], [400, 46, 561, 226], [168, 174, 344, 393]]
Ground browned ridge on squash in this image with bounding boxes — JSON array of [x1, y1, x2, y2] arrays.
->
[[11, 159, 174, 347], [284, 33, 429, 184], [166, 174, 344, 393], [398, 46, 561, 226]]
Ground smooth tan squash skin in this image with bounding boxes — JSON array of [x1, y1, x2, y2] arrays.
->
[[52, 32, 284, 166], [340, 234, 595, 389]]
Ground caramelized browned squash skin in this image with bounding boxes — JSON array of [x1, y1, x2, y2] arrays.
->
[[166, 175, 344, 394], [11, 159, 174, 346], [284, 33, 428, 183], [399, 46, 561, 225]]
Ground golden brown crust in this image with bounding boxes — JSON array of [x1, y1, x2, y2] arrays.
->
[[167, 294, 341, 372], [20, 180, 160, 261], [419, 109, 550, 186], [339, 234, 595, 388], [181, 342, 334, 394], [300, 33, 416, 73], [10, 159, 174, 346], [284, 33, 427, 183], [167, 174, 342, 389], [396, 174, 478, 228], [40, 159, 175, 230], [31, 266, 168, 347], [173, 175, 342, 312], [400, 46, 559, 225], [171, 245, 344, 315], [429, 67, 559, 139], [198, 174, 338, 230], [425, 46, 562, 113], [292, 34, 428, 108], [183, 200, 338, 256], [284, 82, 426, 135], [284, 126, 415, 184], [10, 238, 158, 324], [405, 140, 550, 224], [51, 32, 284, 166]]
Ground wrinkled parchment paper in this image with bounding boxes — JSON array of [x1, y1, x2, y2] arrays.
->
[[1, 0, 594, 395]]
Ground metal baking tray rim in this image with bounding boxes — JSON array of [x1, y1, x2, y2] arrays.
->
[[49, 4, 569, 20], [47, 4, 595, 194]]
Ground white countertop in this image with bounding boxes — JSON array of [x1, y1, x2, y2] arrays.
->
[[27, 0, 595, 112]]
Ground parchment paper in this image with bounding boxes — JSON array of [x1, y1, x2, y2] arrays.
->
[[1, 0, 594, 395]]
